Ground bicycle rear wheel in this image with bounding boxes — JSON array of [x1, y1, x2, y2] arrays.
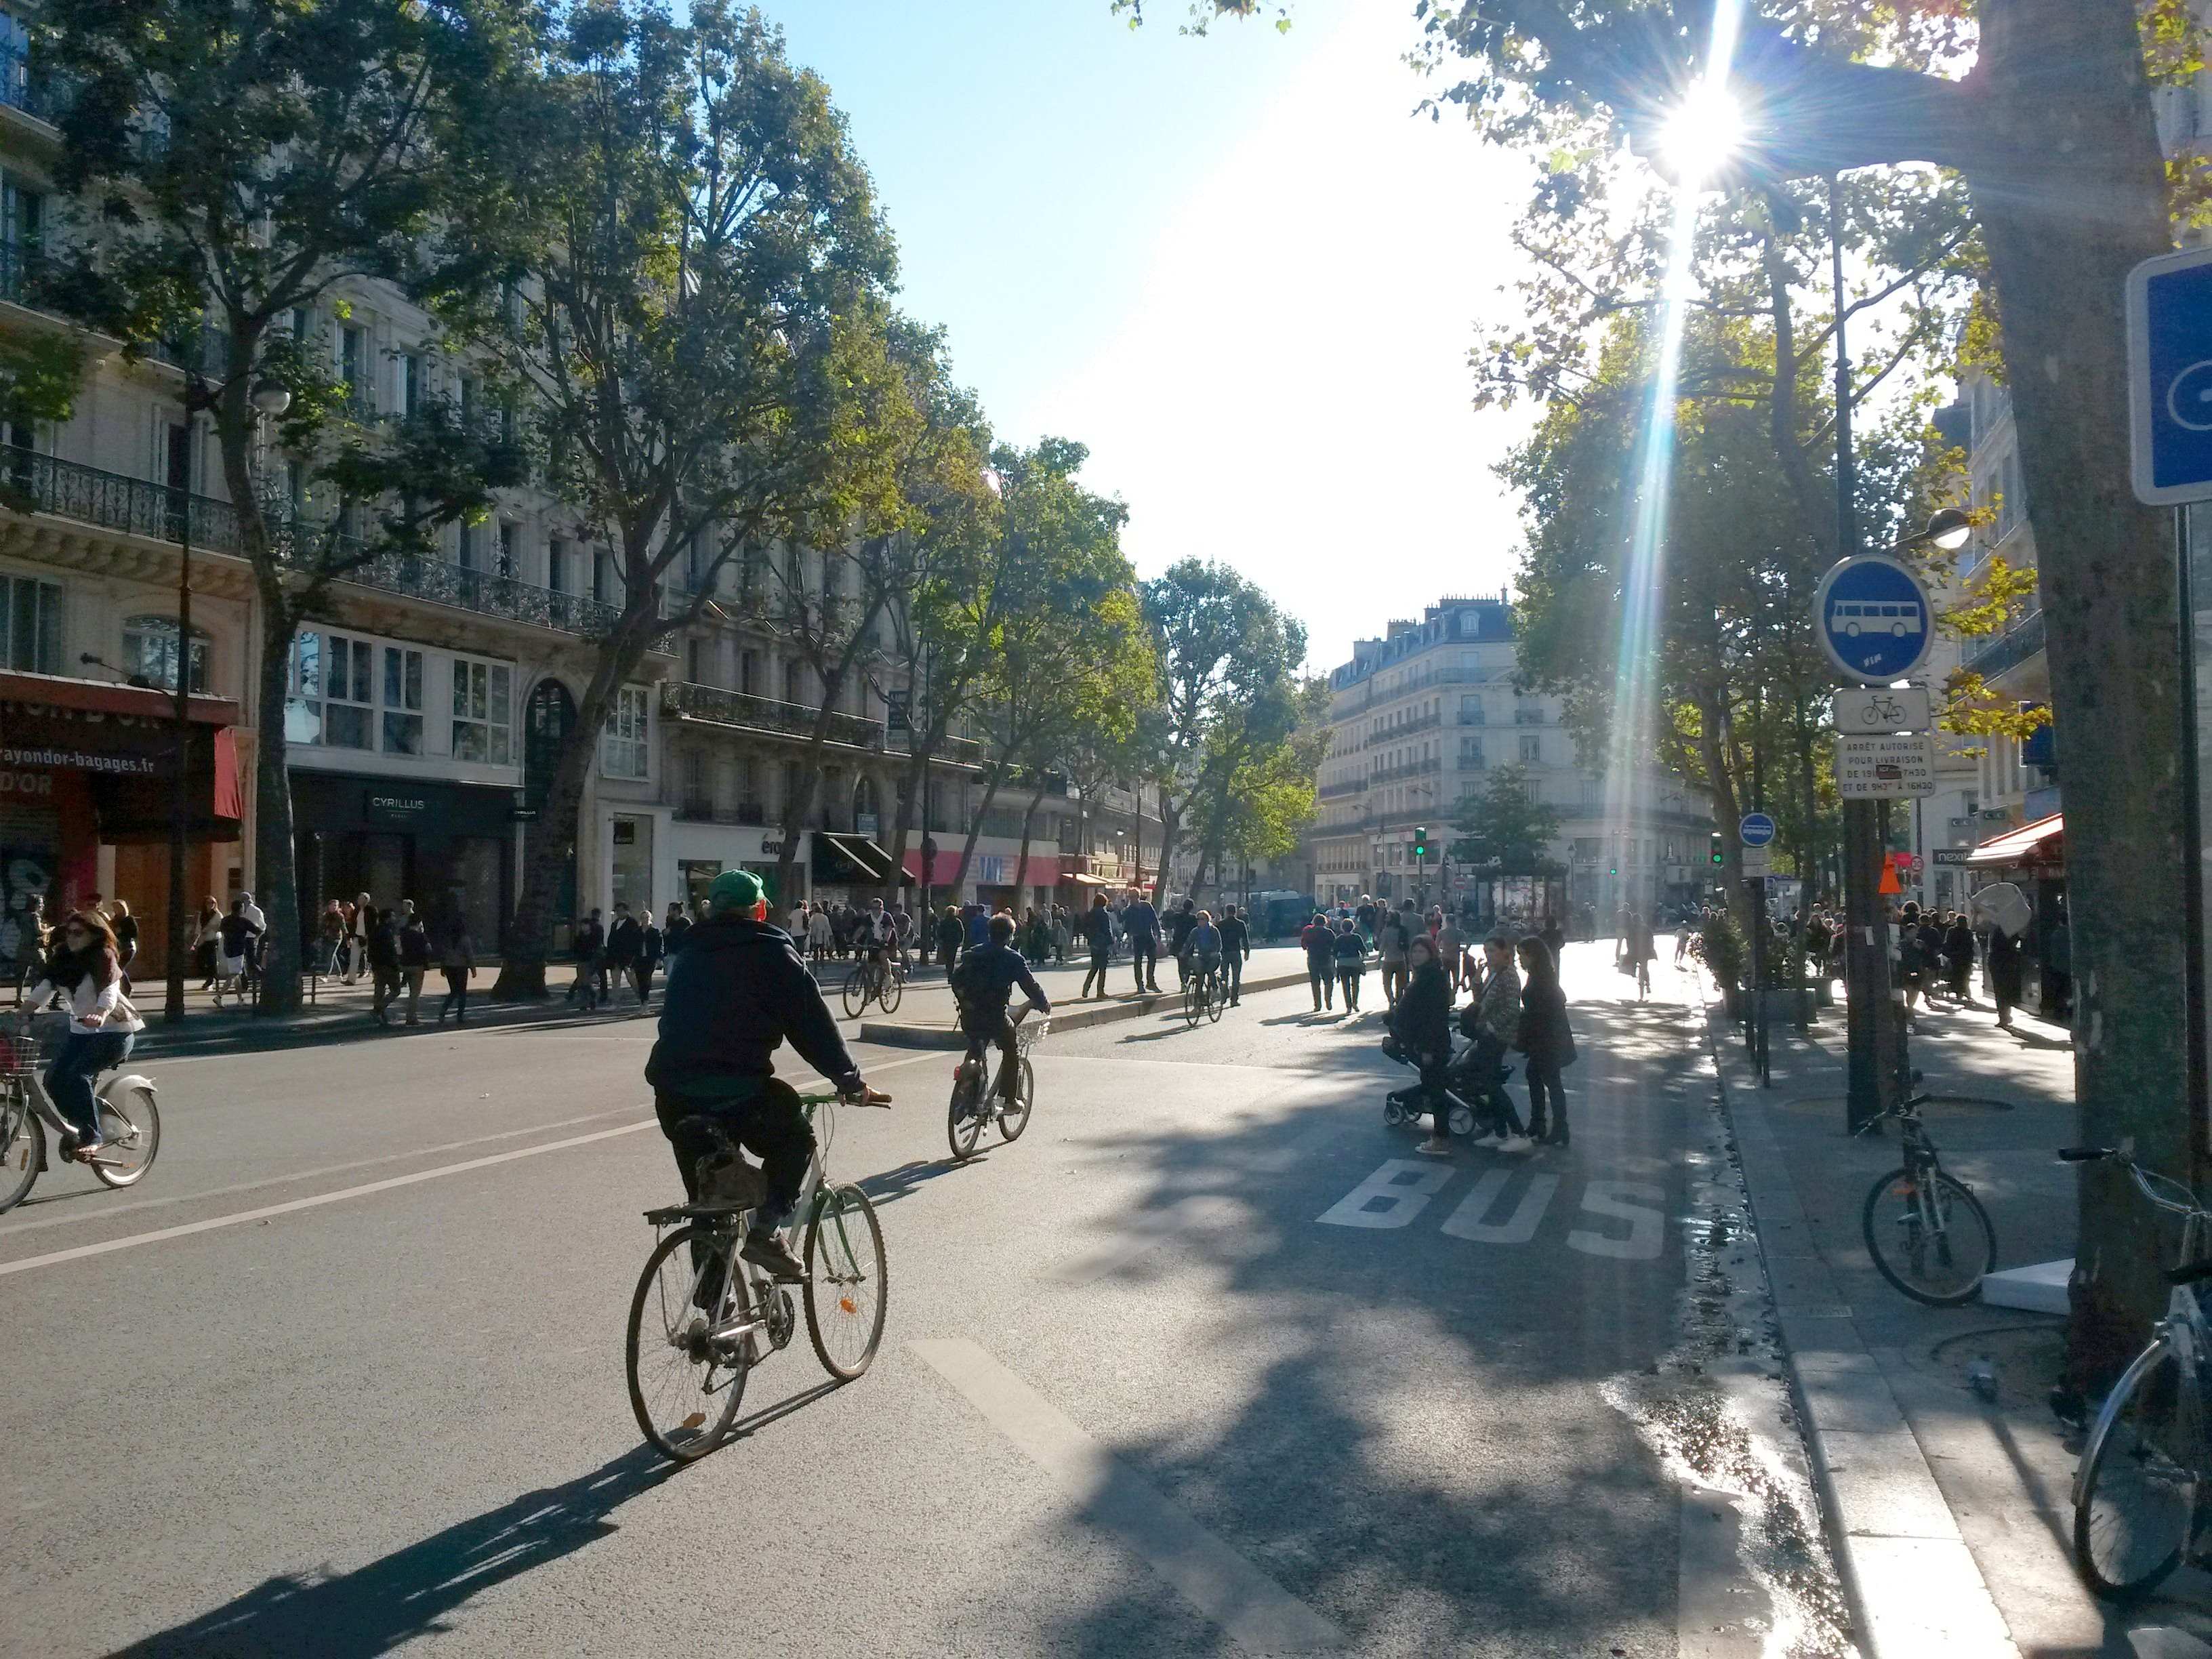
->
[[0, 1088, 41, 1214], [626, 1224, 750, 1462], [1861, 1166, 1995, 1305], [947, 1067, 986, 1161], [804, 1183, 887, 1380], [842, 966, 871, 1020], [2076, 1334, 2201, 1600], [89, 1084, 159, 1189]]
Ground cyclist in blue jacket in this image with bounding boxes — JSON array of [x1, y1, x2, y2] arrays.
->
[[950, 913, 1050, 1113]]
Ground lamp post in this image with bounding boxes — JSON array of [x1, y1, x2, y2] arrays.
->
[[164, 377, 289, 1023]]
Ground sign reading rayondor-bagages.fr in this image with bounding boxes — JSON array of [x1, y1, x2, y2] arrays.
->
[[1835, 733, 1938, 799]]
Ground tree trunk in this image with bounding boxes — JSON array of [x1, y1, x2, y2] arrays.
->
[[886, 740, 926, 899], [1011, 779, 1047, 903], [250, 585, 305, 1014], [1155, 793, 1183, 903], [1694, 686, 1753, 963], [949, 759, 1008, 899], [1968, 0, 2188, 1385]]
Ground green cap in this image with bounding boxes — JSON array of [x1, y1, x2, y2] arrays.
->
[[707, 868, 764, 915]]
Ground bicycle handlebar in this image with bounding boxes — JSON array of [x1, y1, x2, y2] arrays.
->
[[2057, 1146, 2116, 1162]]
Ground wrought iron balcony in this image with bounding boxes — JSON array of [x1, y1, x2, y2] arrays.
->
[[0, 44, 62, 125], [1317, 779, 1368, 800], [0, 448, 630, 641], [661, 678, 884, 751], [1963, 605, 2046, 684]]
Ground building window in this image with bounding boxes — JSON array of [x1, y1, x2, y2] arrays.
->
[[287, 630, 373, 750], [339, 325, 369, 408], [0, 571, 58, 674], [121, 613, 207, 693], [547, 537, 568, 594], [1519, 734, 1542, 764], [1580, 777, 1601, 808], [395, 351, 421, 417], [739, 649, 758, 695], [1515, 699, 1544, 726], [593, 551, 611, 605], [1460, 693, 1483, 724], [685, 637, 702, 683], [602, 683, 649, 779], [1573, 837, 1600, 861], [458, 520, 480, 572], [497, 520, 518, 579], [783, 660, 802, 703], [681, 747, 708, 810], [453, 656, 514, 765], [1460, 735, 1484, 770], [371, 645, 422, 754]]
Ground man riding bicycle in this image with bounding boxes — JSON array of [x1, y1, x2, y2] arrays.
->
[[856, 896, 897, 996], [1181, 909, 1225, 1004], [644, 869, 888, 1282], [949, 912, 1050, 1113]]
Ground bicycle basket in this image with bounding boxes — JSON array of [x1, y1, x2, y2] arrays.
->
[[1016, 1019, 1050, 1052], [0, 1033, 41, 1077]]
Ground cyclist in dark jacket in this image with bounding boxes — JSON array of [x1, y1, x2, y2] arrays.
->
[[1217, 904, 1252, 1006], [951, 913, 1050, 1107], [1167, 899, 1198, 985], [645, 869, 887, 1281]]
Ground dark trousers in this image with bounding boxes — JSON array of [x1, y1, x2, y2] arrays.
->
[[1226, 953, 1244, 1003], [1309, 960, 1333, 1008], [632, 962, 657, 1005], [440, 967, 469, 1020], [1422, 1058, 1453, 1137], [1082, 947, 1110, 998], [1338, 965, 1362, 1011], [371, 966, 399, 1020], [45, 1029, 130, 1141], [1130, 935, 1158, 989], [1525, 1059, 1565, 1134], [655, 1078, 816, 1231], [964, 1019, 1022, 1101]]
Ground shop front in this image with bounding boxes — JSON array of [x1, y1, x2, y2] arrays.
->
[[0, 672, 242, 975], [810, 830, 903, 909], [291, 771, 519, 953], [1964, 811, 2068, 1020], [668, 821, 790, 914]]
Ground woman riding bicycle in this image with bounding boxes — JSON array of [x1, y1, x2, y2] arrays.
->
[[22, 909, 144, 1162], [1181, 909, 1224, 1000]]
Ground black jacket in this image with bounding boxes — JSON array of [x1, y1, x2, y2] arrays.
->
[[935, 915, 966, 956], [607, 916, 643, 965], [1082, 905, 1114, 951], [398, 920, 431, 968], [951, 941, 1050, 1035], [1517, 975, 1573, 1068], [574, 918, 605, 960], [367, 919, 401, 972], [640, 922, 664, 966], [644, 916, 860, 1095], [665, 915, 692, 953], [1218, 916, 1250, 960], [1168, 908, 1197, 952], [1395, 960, 1452, 1060]]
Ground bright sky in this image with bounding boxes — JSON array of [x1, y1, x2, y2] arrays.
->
[[762, 0, 1536, 674]]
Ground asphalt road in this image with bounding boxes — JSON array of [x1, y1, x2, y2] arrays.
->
[[2, 943, 1809, 1658]]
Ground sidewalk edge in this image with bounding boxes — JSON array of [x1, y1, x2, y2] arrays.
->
[[1697, 994, 2024, 1659]]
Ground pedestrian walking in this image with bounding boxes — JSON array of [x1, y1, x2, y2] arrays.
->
[[569, 908, 606, 1009], [1377, 901, 1412, 1010], [106, 898, 138, 990], [367, 907, 401, 1025], [1516, 935, 1576, 1147], [345, 891, 372, 983], [397, 905, 430, 1025], [634, 912, 663, 1011], [236, 891, 266, 996], [1300, 911, 1336, 1010], [1987, 922, 2024, 1031], [1435, 912, 1465, 993], [1081, 893, 1115, 999], [1944, 911, 1974, 1002], [1461, 931, 1528, 1143], [1624, 908, 1655, 1000], [1052, 904, 1073, 964], [1394, 935, 1454, 1158], [1218, 903, 1250, 1006], [1355, 894, 1378, 947], [1538, 916, 1565, 971], [806, 903, 835, 963], [664, 901, 692, 955], [935, 903, 964, 972], [436, 912, 476, 1023], [606, 902, 643, 1005], [1332, 918, 1366, 1013], [193, 897, 222, 987], [1123, 887, 1162, 994], [317, 900, 347, 979], [212, 898, 262, 1009]]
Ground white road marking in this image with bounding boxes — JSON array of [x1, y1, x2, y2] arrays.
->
[[912, 1338, 1345, 1654], [1316, 1158, 1452, 1229], [0, 1050, 944, 1277], [1440, 1170, 1561, 1244], [1568, 1181, 1668, 1262]]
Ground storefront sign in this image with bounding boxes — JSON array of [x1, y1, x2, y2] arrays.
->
[[365, 791, 430, 825]]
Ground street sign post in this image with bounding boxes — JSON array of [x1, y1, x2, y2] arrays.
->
[[1831, 685, 1933, 735], [1814, 554, 1937, 684], [1738, 812, 1776, 848], [2128, 244, 2212, 506], [1836, 733, 1938, 798], [1740, 844, 1771, 878]]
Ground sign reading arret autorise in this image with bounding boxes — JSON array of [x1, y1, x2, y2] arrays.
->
[[1814, 554, 1936, 684], [1835, 733, 1938, 800]]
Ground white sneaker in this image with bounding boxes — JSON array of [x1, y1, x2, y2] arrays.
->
[[1416, 1137, 1452, 1158]]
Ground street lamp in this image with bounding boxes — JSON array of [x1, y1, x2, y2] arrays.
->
[[1888, 507, 1973, 555]]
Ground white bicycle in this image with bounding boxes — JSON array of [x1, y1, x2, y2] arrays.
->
[[0, 1020, 161, 1214]]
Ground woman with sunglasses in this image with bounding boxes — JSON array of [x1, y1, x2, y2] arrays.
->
[[22, 909, 144, 1161]]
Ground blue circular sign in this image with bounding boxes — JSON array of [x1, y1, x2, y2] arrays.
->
[[1813, 554, 1934, 684], [1738, 813, 1776, 848]]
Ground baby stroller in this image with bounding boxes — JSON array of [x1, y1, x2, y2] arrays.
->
[[1379, 1029, 1519, 1139]]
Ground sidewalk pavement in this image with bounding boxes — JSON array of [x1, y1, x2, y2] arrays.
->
[[1695, 961, 2212, 1657]]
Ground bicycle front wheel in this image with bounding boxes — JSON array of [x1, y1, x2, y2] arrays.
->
[[842, 966, 871, 1020], [1861, 1166, 1995, 1305], [626, 1224, 750, 1462], [999, 1059, 1035, 1144], [1206, 977, 1225, 1023], [804, 1183, 887, 1380], [947, 1071, 985, 1161], [878, 969, 903, 1015], [1182, 980, 1201, 1029], [2076, 1334, 2201, 1600], [89, 1084, 159, 1189], [0, 1088, 41, 1214]]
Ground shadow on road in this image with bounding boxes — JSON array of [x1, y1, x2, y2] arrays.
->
[[861, 1155, 985, 1207]]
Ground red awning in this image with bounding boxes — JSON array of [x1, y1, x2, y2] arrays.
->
[[0, 670, 239, 726], [1966, 812, 2064, 869], [0, 674, 243, 844]]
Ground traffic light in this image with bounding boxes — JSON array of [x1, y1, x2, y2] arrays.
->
[[1412, 825, 1428, 860], [1709, 832, 1724, 866]]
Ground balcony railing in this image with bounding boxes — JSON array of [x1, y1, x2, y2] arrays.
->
[[0, 45, 62, 125], [0, 448, 629, 640], [1364, 712, 1441, 747], [1317, 779, 1367, 800], [1963, 606, 2046, 684], [1370, 756, 1443, 785], [662, 678, 884, 750]]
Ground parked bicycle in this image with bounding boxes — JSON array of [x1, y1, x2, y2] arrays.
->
[[947, 1012, 1045, 1161], [842, 951, 904, 1019], [1854, 1092, 1996, 1306], [0, 1023, 161, 1215], [2065, 1144, 2212, 1599], [625, 1086, 890, 1463]]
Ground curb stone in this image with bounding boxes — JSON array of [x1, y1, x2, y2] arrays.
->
[[859, 968, 1315, 1048], [1698, 994, 2023, 1659]]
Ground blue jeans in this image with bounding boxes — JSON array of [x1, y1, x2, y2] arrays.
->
[[46, 1029, 132, 1141]]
